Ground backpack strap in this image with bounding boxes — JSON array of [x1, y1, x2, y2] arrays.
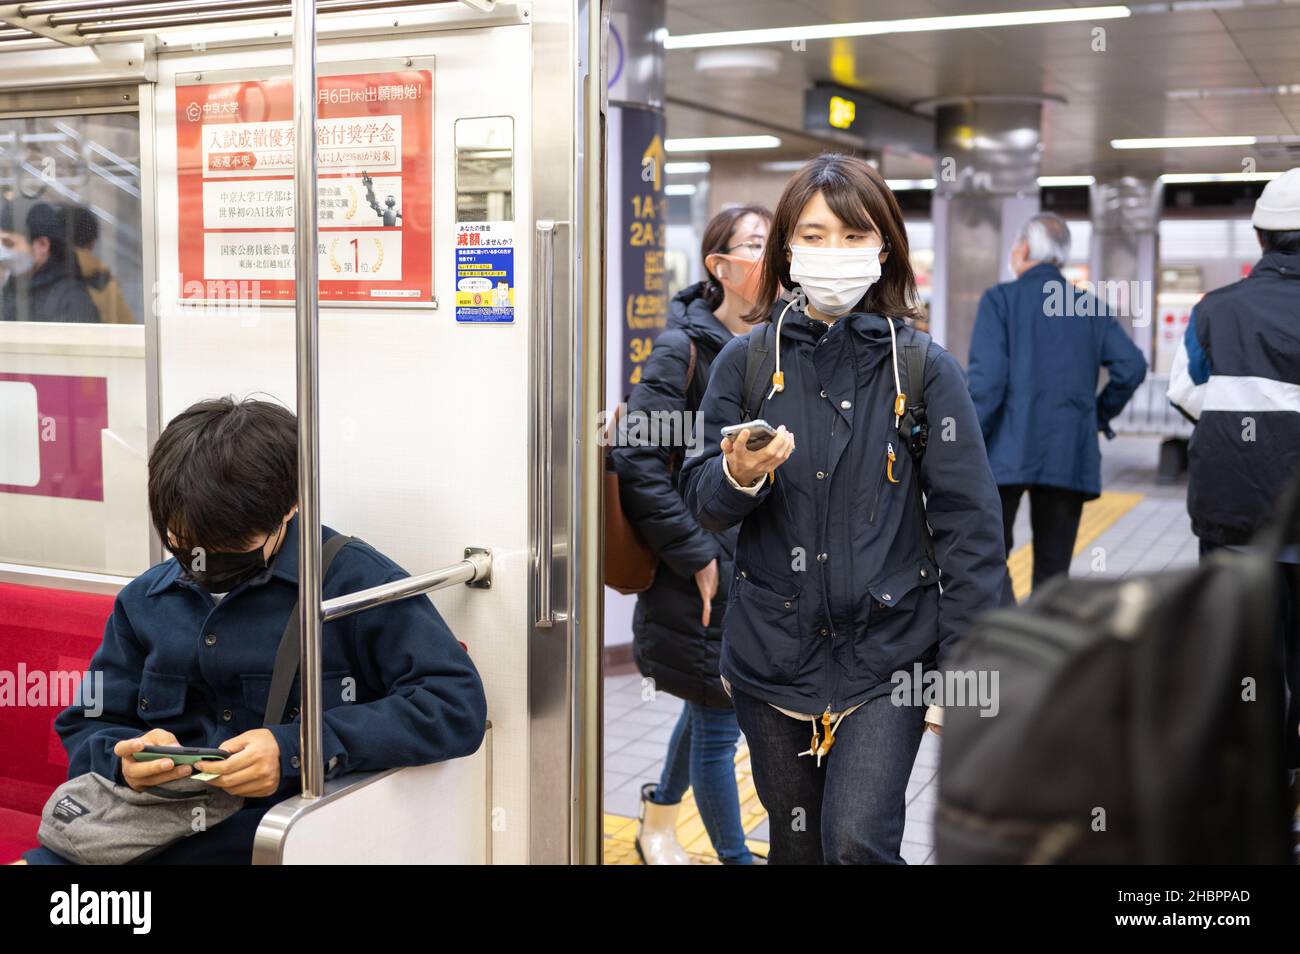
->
[[264, 533, 356, 727], [898, 330, 931, 462], [741, 322, 776, 421], [896, 328, 935, 563]]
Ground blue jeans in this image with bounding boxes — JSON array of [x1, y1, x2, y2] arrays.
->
[[731, 686, 925, 864], [651, 702, 753, 864]]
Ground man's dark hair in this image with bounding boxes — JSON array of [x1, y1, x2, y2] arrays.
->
[[26, 202, 72, 266], [69, 205, 99, 249], [1257, 227, 1300, 255], [148, 397, 298, 553]]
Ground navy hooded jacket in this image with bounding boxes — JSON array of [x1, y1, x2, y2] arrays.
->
[[612, 282, 738, 708], [967, 262, 1147, 499], [680, 300, 1007, 715]]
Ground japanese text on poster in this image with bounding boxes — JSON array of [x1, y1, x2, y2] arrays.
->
[[455, 222, 514, 323], [176, 71, 433, 304]]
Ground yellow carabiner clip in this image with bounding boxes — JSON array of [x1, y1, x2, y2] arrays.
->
[[886, 443, 900, 484]]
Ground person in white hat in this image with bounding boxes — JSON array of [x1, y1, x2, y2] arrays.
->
[[1168, 166, 1300, 770], [1251, 166, 1300, 233]]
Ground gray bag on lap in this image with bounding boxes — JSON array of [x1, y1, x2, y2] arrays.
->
[[38, 773, 245, 865]]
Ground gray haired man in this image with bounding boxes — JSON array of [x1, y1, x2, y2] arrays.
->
[[968, 212, 1147, 594]]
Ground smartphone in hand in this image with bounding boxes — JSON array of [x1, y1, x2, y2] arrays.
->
[[721, 420, 779, 452]]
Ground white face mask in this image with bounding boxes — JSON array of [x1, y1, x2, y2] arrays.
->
[[0, 243, 33, 278], [788, 244, 882, 318]]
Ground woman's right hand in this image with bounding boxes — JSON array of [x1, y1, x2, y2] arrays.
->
[[722, 425, 795, 487]]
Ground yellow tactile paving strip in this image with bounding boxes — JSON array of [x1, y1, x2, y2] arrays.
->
[[604, 491, 1142, 863], [603, 743, 769, 865], [1006, 491, 1143, 601]]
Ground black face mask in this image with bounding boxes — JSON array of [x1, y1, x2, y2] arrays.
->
[[169, 529, 275, 593]]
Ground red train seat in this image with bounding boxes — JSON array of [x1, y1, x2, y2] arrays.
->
[[0, 582, 112, 863]]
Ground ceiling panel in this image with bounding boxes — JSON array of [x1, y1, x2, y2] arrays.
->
[[662, 0, 1300, 175]]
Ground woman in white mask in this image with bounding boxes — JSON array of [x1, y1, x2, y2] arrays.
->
[[680, 154, 1006, 864]]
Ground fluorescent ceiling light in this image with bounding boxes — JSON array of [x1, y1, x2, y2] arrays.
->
[[665, 161, 711, 174], [885, 179, 937, 190], [760, 160, 809, 173], [1169, 84, 1300, 100], [1037, 175, 1095, 186], [665, 6, 1131, 50], [1111, 135, 1257, 149], [1159, 172, 1283, 184], [664, 184, 698, 196], [665, 135, 781, 152]]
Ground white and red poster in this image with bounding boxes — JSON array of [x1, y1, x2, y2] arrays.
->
[[176, 70, 433, 304]]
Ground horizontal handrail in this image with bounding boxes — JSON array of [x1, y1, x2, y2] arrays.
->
[[321, 547, 491, 623]]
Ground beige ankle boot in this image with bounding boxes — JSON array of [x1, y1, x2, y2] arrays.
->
[[636, 783, 690, 865]]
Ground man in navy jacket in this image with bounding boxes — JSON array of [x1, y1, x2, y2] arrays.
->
[[24, 397, 487, 864], [968, 213, 1146, 591]]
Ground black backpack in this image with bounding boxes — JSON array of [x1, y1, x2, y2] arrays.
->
[[934, 487, 1298, 864]]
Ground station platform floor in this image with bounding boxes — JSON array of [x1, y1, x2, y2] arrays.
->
[[601, 434, 1200, 864]]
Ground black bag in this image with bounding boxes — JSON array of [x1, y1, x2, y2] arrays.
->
[[934, 487, 1297, 864]]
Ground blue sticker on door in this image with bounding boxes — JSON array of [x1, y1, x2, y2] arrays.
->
[[455, 221, 514, 323]]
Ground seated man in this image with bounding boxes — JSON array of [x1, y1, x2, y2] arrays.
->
[[22, 397, 488, 864]]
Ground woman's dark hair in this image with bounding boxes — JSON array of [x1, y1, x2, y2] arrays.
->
[[1257, 227, 1300, 255], [746, 153, 920, 323], [148, 397, 298, 553], [700, 203, 771, 309]]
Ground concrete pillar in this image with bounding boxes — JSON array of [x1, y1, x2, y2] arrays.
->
[[1089, 176, 1163, 365], [929, 98, 1043, 366]]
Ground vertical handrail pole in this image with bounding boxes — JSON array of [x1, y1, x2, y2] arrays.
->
[[291, 0, 324, 799]]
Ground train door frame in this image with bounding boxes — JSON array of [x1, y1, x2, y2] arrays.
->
[[0, 0, 606, 864]]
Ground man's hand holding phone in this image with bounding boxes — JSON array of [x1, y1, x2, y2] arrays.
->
[[116, 729, 192, 791], [722, 421, 795, 487]]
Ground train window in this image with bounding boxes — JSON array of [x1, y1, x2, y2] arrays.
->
[[454, 117, 514, 222], [0, 109, 149, 581], [0, 112, 143, 324]]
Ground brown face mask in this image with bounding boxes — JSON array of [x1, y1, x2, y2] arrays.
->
[[708, 253, 764, 309]]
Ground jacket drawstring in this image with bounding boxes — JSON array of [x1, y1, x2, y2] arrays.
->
[[797, 707, 851, 768]]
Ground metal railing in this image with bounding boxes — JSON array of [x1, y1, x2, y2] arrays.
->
[[1110, 373, 1194, 439], [322, 548, 491, 623]]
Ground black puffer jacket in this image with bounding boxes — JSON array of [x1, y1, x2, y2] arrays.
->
[[613, 282, 739, 708]]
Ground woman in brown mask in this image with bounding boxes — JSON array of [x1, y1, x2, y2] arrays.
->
[[612, 204, 772, 864]]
